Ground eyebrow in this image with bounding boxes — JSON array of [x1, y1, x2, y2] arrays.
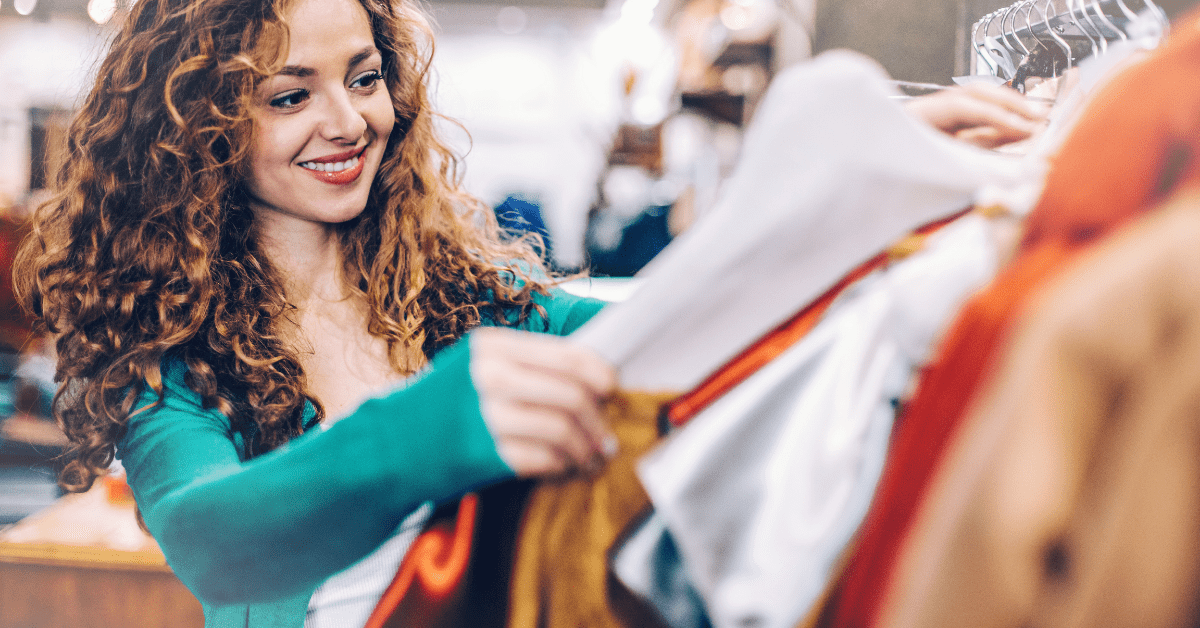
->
[[276, 46, 381, 78]]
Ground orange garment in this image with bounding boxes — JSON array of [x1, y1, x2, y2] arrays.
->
[[881, 190, 1200, 628], [820, 11, 1200, 628]]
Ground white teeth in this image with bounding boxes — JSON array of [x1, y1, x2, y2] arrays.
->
[[300, 155, 359, 173]]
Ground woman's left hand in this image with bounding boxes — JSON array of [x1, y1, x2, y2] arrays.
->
[[471, 328, 619, 479], [904, 83, 1050, 149]]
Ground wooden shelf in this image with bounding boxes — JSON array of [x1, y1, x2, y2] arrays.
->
[[0, 481, 203, 627]]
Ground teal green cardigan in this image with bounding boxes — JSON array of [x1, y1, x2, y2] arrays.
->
[[117, 289, 605, 627]]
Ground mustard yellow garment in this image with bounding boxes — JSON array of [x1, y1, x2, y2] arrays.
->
[[508, 391, 678, 628]]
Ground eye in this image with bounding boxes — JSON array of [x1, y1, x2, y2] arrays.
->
[[350, 70, 383, 91], [269, 89, 309, 109]]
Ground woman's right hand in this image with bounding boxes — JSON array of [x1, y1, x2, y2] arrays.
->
[[904, 83, 1050, 149], [470, 327, 619, 478]]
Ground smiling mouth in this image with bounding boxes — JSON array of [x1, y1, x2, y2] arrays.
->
[[297, 147, 368, 185], [299, 154, 360, 173]]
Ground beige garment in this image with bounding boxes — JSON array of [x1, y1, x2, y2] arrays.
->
[[880, 190, 1200, 628], [508, 391, 678, 628]]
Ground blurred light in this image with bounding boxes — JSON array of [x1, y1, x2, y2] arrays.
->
[[88, 0, 117, 23], [720, 3, 753, 30], [631, 95, 667, 125], [14, 0, 36, 16], [620, 0, 658, 25], [496, 6, 527, 35]]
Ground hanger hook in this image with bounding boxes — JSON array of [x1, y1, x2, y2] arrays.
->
[[1040, 0, 1074, 70], [1022, 0, 1050, 51], [982, 10, 1017, 79], [1090, 0, 1129, 41], [1113, 0, 1140, 24], [1004, 1, 1032, 55], [973, 15, 996, 75], [1077, 0, 1109, 52], [1067, 0, 1100, 56]]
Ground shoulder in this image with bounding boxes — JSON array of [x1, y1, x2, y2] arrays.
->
[[117, 361, 244, 464], [526, 287, 606, 336], [486, 286, 605, 337]]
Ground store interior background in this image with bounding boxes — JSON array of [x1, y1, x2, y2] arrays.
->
[[0, 0, 1118, 623], [0, 0, 1050, 528], [4, 0, 1194, 624], [0, 0, 1027, 273], [15, 0, 1179, 526]]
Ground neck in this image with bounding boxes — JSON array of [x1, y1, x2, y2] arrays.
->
[[255, 212, 346, 307]]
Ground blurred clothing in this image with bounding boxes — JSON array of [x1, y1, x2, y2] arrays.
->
[[633, 212, 1002, 628], [821, 8, 1200, 627], [0, 217, 34, 352], [494, 195, 553, 264], [585, 204, 673, 278], [881, 190, 1200, 628]]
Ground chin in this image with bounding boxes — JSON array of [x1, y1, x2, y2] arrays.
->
[[321, 201, 371, 225]]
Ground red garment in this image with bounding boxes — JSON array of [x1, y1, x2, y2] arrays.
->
[[0, 217, 34, 351], [667, 209, 969, 426], [821, 11, 1200, 628]]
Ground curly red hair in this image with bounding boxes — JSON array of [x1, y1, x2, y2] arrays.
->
[[14, 0, 551, 492]]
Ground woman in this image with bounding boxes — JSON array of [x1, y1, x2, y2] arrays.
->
[[14, 0, 1046, 625], [16, 0, 618, 624]]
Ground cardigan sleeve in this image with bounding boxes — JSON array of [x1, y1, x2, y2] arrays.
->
[[117, 287, 606, 606], [119, 340, 509, 605]]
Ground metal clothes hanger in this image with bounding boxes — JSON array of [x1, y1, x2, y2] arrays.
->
[[1076, 0, 1109, 53], [982, 9, 1019, 79], [1067, 0, 1102, 57], [1113, 0, 1141, 23], [1003, 1, 1033, 58], [1039, 0, 1074, 69], [1022, 0, 1052, 54], [973, 14, 1002, 76], [1090, 0, 1128, 41]]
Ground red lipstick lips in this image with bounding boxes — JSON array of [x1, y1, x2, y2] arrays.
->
[[299, 145, 367, 186]]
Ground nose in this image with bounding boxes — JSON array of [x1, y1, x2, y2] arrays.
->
[[318, 87, 368, 143]]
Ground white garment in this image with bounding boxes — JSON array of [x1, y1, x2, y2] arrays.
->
[[570, 50, 1030, 392], [304, 502, 433, 628], [634, 215, 1003, 628]]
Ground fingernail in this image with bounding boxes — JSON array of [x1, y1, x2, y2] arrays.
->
[[602, 435, 619, 458]]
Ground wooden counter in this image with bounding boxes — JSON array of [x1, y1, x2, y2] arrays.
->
[[0, 478, 203, 628]]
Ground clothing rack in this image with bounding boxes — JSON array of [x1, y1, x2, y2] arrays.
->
[[968, 0, 1167, 82]]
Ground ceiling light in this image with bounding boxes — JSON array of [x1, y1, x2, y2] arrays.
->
[[14, 0, 36, 16], [88, 0, 117, 24]]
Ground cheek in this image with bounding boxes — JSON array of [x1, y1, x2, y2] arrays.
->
[[248, 119, 301, 182], [367, 95, 396, 144]]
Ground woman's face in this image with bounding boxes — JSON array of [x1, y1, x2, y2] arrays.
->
[[246, 0, 395, 230]]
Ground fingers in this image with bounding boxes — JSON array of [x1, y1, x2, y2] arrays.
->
[[488, 404, 605, 473], [470, 327, 619, 479], [905, 83, 1051, 149], [473, 327, 617, 400], [954, 126, 1014, 150], [958, 82, 1050, 122]]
